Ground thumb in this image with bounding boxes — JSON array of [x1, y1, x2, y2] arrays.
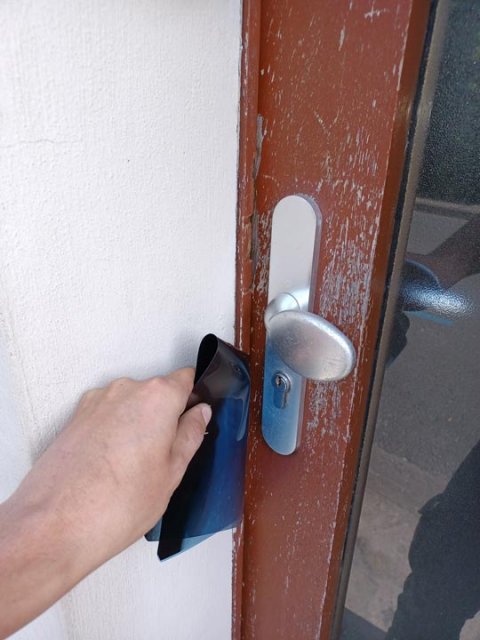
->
[[171, 403, 212, 476]]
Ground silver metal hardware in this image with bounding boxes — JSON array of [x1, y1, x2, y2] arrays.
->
[[261, 195, 356, 455], [265, 301, 356, 382]]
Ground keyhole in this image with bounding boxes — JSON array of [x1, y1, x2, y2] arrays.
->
[[272, 371, 291, 409]]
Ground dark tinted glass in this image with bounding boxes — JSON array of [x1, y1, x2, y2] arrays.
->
[[341, 2, 480, 638]]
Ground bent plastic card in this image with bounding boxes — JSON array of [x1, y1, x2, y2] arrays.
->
[[146, 334, 250, 560]]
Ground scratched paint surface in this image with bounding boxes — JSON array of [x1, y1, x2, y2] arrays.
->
[[240, 2, 429, 638], [232, 2, 261, 639]]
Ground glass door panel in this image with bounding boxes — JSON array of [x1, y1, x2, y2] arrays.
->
[[340, 2, 480, 638]]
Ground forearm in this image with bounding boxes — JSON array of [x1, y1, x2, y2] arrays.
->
[[0, 488, 101, 639]]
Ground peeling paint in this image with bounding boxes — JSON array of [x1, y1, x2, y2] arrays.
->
[[241, 1, 427, 637]]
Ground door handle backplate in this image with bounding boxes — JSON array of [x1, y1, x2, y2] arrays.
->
[[261, 196, 356, 455]]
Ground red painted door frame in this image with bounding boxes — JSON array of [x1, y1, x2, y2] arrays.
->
[[234, 2, 431, 638]]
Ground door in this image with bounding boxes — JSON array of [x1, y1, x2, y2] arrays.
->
[[233, 1, 432, 638]]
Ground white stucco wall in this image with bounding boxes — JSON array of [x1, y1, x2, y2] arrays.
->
[[0, 1, 242, 638]]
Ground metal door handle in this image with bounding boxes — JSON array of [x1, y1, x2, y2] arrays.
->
[[261, 195, 356, 455], [264, 291, 355, 382]]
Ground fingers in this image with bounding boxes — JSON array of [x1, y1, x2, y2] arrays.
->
[[163, 367, 196, 415], [78, 368, 197, 426], [170, 403, 212, 477], [165, 367, 195, 392], [80, 388, 100, 405], [139, 368, 195, 419]]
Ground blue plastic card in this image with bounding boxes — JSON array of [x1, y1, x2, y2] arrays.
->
[[146, 334, 250, 560]]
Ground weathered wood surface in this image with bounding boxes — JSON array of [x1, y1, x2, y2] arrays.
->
[[233, 1, 261, 638], [238, 2, 430, 638]]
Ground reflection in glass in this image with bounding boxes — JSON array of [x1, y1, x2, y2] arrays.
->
[[341, 2, 480, 639]]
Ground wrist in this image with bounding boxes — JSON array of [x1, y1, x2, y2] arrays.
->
[[0, 492, 83, 638], [1, 474, 113, 594], [9, 454, 130, 579], [1, 489, 81, 586]]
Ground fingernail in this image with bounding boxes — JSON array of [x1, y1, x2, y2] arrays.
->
[[200, 404, 212, 425]]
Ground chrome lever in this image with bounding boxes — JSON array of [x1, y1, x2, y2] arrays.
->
[[264, 292, 355, 382]]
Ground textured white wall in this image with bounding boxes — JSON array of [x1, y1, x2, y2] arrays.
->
[[0, 1, 242, 638]]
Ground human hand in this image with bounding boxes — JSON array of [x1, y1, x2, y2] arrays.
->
[[0, 368, 211, 638], [20, 368, 211, 558]]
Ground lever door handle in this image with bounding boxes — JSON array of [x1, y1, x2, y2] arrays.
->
[[261, 196, 356, 455], [264, 291, 355, 382]]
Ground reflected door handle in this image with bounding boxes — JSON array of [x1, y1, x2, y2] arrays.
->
[[261, 196, 356, 455]]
